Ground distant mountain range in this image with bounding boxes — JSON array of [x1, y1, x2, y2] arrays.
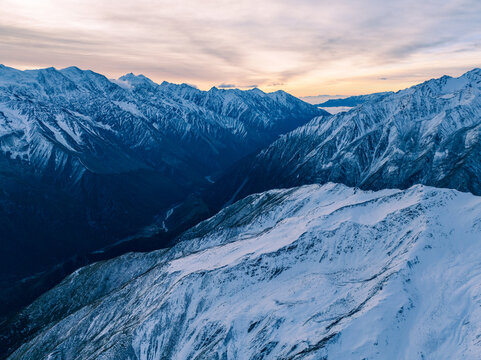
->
[[315, 91, 392, 107]]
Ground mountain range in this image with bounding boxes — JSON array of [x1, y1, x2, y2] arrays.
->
[[315, 91, 392, 107], [209, 68, 481, 207], [0, 64, 322, 298], [2, 66, 481, 359]]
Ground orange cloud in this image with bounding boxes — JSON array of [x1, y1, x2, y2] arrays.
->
[[1, 0, 480, 96]]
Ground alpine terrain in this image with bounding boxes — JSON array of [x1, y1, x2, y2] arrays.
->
[[0, 64, 322, 313], [3, 0, 481, 357], [4, 183, 481, 359], [209, 68, 481, 208], [2, 67, 481, 359]]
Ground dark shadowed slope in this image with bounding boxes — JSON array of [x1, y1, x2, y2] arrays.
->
[[0, 64, 322, 319]]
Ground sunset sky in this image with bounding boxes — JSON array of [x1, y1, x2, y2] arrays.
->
[[1, 0, 481, 97]]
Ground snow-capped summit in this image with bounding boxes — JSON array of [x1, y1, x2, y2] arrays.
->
[[117, 72, 157, 90], [248, 87, 266, 96]]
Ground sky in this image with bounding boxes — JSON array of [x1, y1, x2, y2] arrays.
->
[[1, 0, 481, 97]]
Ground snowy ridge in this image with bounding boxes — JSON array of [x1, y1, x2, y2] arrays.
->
[[214, 68, 481, 205], [6, 183, 481, 359], [315, 91, 393, 107], [0, 64, 322, 179]]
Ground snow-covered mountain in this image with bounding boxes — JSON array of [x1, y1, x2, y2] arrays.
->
[[316, 92, 393, 114], [5, 183, 481, 359], [0, 64, 322, 285], [210, 68, 481, 207], [0, 64, 323, 325], [315, 91, 392, 107], [0, 64, 322, 179]]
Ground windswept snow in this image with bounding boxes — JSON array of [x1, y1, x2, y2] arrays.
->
[[7, 183, 481, 360]]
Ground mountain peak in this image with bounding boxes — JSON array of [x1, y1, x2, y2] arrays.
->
[[463, 67, 481, 79], [159, 80, 198, 92], [248, 87, 266, 96], [118, 73, 157, 89], [61, 65, 83, 73]]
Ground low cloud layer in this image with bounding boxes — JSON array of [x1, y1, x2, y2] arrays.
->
[[1, 0, 480, 95]]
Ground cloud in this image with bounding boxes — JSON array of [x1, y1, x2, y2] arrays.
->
[[217, 83, 237, 89], [217, 83, 258, 89], [1, 0, 481, 95], [300, 94, 348, 104], [110, 78, 133, 89]]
